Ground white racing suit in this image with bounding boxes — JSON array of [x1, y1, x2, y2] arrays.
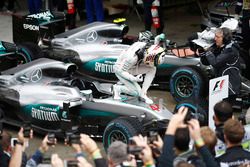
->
[[113, 42, 156, 104]]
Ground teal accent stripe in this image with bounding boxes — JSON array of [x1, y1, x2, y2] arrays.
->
[[157, 64, 177, 69], [79, 109, 118, 117]]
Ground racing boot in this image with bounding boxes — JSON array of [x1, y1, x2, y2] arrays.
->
[[113, 84, 122, 100], [140, 94, 153, 104]]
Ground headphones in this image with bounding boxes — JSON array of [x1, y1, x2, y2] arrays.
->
[[221, 27, 232, 44]]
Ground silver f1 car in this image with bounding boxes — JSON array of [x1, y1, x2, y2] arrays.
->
[[0, 58, 173, 149]]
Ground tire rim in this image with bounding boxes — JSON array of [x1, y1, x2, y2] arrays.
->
[[108, 130, 127, 145], [175, 76, 194, 98]]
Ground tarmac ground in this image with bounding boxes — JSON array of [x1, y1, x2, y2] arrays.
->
[[0, 0, 205, 161]]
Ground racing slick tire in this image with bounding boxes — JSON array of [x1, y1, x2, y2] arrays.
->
[[103, 117, 143, 151], [170, 66, 208, 102], [17, 42, 43, 63], [174, 99, 208, 126]]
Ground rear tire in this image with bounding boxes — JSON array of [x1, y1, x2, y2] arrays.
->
[[103, 117, 143, 151], [170, 66, 208, 102], [17, 42, 43, 63]]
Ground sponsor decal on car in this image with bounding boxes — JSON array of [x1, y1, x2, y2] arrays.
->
[[23, 24, 39, 31], [31, 105, 60, 121], [27, 11, 54, 21], [95, 62, 114, 73], [23, 104, 60, 121]]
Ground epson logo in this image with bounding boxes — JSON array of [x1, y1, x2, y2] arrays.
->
[[23, 24, 39, 31]]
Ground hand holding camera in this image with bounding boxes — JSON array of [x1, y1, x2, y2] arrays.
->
[[80, 134, 98, 154], [166, 106, 188, 135], [23, 122, 32, 138], [65, 132, 81, 146], [131, 135, 154, 166], [47, 132, 56, 145]]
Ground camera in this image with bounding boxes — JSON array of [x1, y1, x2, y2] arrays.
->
[[65, 132, 80, 145], [183, 107, 198, 124], [147, 131, 158, 144], [41, 156, 51, 165], [47, 132, 56, 146], [11, 138, 18, 147], [64, 159, 78, 167], [23, 122, 31, 138], [127, 138, 143, 156], [127, 145, 144, 155]]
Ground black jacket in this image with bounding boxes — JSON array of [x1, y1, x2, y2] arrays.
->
[[200, 42, 241, 95], [216, 145, 250, 167]]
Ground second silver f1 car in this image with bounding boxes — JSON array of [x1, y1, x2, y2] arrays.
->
[[0, 58, 173, 149]]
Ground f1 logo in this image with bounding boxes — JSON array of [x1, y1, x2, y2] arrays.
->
[[213, 79, 225, 92]]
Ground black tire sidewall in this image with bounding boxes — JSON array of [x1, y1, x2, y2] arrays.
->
[[103, 117, 142, 151], [17, 42, 43, 62], [170, 66, 205, 102]]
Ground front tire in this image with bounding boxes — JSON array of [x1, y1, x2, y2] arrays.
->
[[103, 117, 143, 151]]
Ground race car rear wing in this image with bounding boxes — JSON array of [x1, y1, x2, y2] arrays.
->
[[13, 11, 65, 45]]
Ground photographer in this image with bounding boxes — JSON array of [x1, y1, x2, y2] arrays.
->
[[8, 127, 32, 167], [158, 106, 189, 167], [0, 130, 12, 167], [200, 27, 241, 103], [215, 119, 250, 166], [26, 134, 56, 167], [107, 141, 136, 167], [132, 135, 155, 167], [158, 107, 218, 167], [51, 153, 92, 167], [80, 134, 107, 167]]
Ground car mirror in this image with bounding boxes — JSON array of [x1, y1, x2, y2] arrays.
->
[[19, 75, 30, 83], [80, 90, 93, 101]]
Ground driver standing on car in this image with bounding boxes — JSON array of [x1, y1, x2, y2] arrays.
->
[[113, 31, 166, 104], [199, 27, 241, 102]]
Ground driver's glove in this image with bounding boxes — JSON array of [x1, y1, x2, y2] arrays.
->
[[135, 74, 143, 82], [154, 33, 166, 45]]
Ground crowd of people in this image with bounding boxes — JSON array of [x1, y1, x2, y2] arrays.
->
[[0, 100, 250, 167], [0, 0, 250, 167]]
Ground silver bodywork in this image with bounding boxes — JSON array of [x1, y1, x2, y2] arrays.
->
[[0, 58, 173, 131]]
